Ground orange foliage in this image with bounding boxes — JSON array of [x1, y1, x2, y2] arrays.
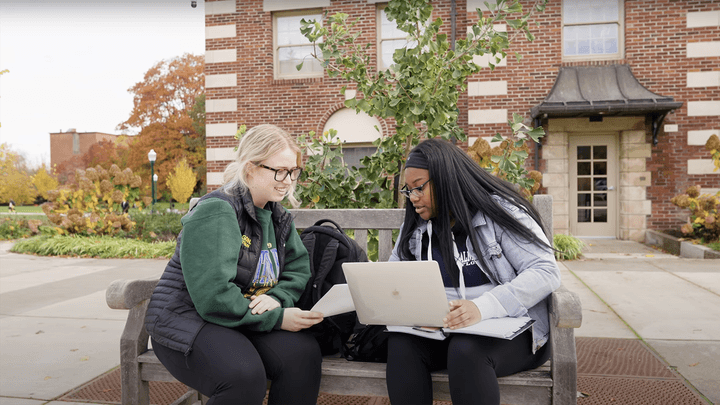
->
[[117, 53, 205, 198], [117, 53, 205, 132]]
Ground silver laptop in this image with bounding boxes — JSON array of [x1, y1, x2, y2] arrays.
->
[[342, 261, 450, 327]]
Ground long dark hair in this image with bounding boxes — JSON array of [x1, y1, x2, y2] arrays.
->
[[398, 139, 550, 288]]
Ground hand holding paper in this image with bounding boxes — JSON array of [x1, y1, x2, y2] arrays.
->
[[310, 284, 355, 317]]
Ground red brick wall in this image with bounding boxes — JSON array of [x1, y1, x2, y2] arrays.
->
[[50, 132, 119, 169], [206, 0, 719, 230]]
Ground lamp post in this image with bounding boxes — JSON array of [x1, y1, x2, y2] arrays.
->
[[148, 149, 157, 214]]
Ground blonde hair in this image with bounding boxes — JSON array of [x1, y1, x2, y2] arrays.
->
[[222, 124, 302, 208]]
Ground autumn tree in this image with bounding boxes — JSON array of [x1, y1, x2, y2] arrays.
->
[[32, 165, 59, 201], [85, 138, 131, 169], [56, 155, 87, 185], [0, 143, 35, 204], [118, 54, 205, 198], [166, 158, 197, 203]]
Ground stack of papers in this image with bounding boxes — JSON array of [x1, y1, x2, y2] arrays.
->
[[386, 317, 535, 340]]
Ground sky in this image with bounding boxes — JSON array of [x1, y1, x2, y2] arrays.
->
[[0, 0, 206, 168]]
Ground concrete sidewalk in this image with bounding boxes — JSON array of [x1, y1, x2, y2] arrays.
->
[[0, 241, 166, 405], [0, 238, 718, 404], [566, 238, 720, 404]]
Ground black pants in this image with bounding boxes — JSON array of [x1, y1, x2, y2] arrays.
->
[[386, 330, 550, 405], [152, 322, 322, 405]]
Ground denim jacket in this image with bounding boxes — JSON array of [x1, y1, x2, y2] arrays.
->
[[389, 196, 561, 351]]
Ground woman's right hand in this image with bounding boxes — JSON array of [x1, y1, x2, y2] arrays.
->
[[280, 308, 324, 331]]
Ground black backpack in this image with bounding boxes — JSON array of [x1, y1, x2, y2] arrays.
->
[[296, 219, 388, 362]]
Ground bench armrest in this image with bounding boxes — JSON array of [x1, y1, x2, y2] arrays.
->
[[106, 279, 159, 310], [548, 284, 582, 405], [550, 284, 582, 329]]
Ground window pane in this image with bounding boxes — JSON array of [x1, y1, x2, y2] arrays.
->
[[594, 193, 607, 207], [277, 14, 321, 46], [594, 209, 607, 223], [578, 193, 591, 207], [278, 46, 322, 75], [381, 10, 405, 39], [564, 0, 619, 24], [577, 146, 591, 160], [590, 24, 618, 55], [381, 39, 407, 69], [594, 162, 607, 175], [578, 162, 591, 176], [594, 178, 607, 191], [578, 209, 591, 223], [593, 145, 607, 159], [578, 178, 591, 191]]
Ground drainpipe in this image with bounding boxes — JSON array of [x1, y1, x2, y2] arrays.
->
[[451, 0, 456, 51]]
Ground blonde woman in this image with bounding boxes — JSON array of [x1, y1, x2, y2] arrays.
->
[[145, 124, 323, 405]]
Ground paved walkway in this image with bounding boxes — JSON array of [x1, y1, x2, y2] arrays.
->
[[0, 238, 718, 404]]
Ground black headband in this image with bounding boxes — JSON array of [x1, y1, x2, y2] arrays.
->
[[405, 151, 428, 170]]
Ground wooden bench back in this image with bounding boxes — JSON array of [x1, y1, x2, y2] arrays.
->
[[190, 194, 554, 262]]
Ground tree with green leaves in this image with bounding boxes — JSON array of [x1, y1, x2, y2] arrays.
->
[[295, 0, 547, 209]]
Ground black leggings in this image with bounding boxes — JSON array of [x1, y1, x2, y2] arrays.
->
[[152, 322, 322, 405], [386, 330, 550, 405]]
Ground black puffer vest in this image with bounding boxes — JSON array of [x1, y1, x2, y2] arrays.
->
[[144, 188, 294, 354]]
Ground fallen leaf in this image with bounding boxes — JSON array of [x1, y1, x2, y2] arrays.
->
[[35, 330, 44, 334], [44, 376, 52, 380], [689, 362, 700, 367], [80, 356, 89, 361], [70, 349, 78, 352]]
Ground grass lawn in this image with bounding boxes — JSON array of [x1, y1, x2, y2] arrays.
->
[[1, 205, 44, 214]]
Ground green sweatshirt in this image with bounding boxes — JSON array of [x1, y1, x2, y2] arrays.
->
[[179, 198, 310, 331]]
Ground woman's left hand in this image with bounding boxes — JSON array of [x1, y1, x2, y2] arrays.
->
[[249, 294, 281, 314], [443, 300, 482, 329]]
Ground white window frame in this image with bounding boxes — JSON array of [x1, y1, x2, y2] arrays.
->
[[377, 5, 418, 71], [562, 0, 624, 61], [273, 9, 324, 80]]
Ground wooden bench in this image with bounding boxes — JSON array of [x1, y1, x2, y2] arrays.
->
[[106, 196, 582, 405]]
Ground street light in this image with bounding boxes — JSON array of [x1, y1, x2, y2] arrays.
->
[[148, 149, 157, 213]]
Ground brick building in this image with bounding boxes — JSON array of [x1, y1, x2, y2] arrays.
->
[[203, 0, 719, 241], [49, 129, 121, 169]]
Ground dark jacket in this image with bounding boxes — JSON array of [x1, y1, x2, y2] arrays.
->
[[144, 188, 300, 354]]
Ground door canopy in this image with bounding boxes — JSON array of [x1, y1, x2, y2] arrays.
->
[[531, 65, 683, 145]]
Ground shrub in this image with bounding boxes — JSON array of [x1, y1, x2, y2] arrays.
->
[[706, 134, 719, 172], [42, 165, 145, 236], [0, 217, 51, 240], [670, 185, 720, 243], [466, 115, 544, 199], [11, 234, 175, 259], [128, 212, 183, 242], [166, 158, 197, 203], [553, 234, 586, 260]]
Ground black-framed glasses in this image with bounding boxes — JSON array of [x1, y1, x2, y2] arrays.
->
[[255, 163, 303, 181], [400, 179, 431, 198]]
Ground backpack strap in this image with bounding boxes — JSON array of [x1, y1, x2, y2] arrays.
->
[[314, 238, 339, 302]]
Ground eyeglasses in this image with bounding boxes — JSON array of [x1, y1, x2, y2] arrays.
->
[[255, 163, 303, 181], [400, 179, 431, 198]]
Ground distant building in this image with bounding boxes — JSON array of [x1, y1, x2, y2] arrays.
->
[[49, 129, 121, 169], [203, 0, 719, 241]]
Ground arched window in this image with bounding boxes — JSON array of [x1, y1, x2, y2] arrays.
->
[[322, 108, 382, 169]]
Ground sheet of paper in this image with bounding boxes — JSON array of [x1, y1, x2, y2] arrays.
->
[[310, 284, 355, 317]]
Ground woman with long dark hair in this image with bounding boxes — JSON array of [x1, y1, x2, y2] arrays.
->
[[387, 138, 561, 405]]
